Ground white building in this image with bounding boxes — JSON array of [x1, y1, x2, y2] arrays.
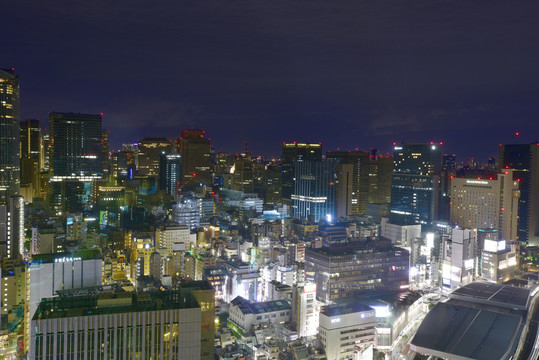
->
[[319, 301, 376, 360], [295, 282, 319, 338], [380, 218, 421, 246], [228, 296, 291, 334], [155, 223, 192, 251], [450, 172, 519, 241], [441, 228, 476, 290], [481, 237, 517, 283]]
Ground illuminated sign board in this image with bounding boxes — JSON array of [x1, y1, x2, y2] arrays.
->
[[55, 256, 82, 263], [466, 180, 489, 185]]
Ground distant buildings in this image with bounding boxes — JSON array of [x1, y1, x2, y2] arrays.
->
[[137, 137, 171, 177]]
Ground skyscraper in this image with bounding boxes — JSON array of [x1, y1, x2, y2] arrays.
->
[[390, 143, 442, 225], [20, 119, 42, 198], [137, 137, 172, 177], [0, 69, 20, 204], [281, 142, 322, 204], [49, 112, 103, 179], [160, 152, 182, 195], [177, 130, 212, 187], [48, 112, 103, 213], [499, 143, 539, 246], [291, 160, 336, 222]]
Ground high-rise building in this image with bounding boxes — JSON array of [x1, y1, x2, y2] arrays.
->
[[499, 143, 539, 246], [450, 172, 519, 241], [101, 129, 110, 177], [291, 160, 335, 222], [390, 143, 442, 225], [48, 112, 103, 214], [137, 137, 171, 177], [327, 151, 393, 218], [20, 119, 43, 199], [0, 68, 20, 204], [281, 142, 322, 204], [177, 130, 212, 187], [160, 153, 182, 195], [0, 195, 24, 259], [49, 112, 103, 179]]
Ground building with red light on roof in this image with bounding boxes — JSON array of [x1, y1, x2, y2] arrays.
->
[[450, 170, 519, 242], [176, 129, 212, 187]]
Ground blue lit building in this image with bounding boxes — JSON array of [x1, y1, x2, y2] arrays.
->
[[390, 143, 442, 225], [159, 152, 182, 196], [291, 161, 335, 222]]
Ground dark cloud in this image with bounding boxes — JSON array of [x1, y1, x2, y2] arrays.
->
[[3, 0, 539, 160]]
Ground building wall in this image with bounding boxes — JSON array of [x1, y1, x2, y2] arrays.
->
[[30, 308, 202, 360]]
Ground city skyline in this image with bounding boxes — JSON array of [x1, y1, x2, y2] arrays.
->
[[4, 1, 539, 159]]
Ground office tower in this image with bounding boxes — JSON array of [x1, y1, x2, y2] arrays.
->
[[160, 153, 182, 195], [49, 112, 102, 178], [281, 142, 322, 204], [291, 160, 335, 222], [101, 129, 110, 177], [0, 69, 20, 204], [450, 171, 519, 241], [442, 154, 456, 171], [319, 302, 376, 360], [177, 129, 212, 187], [30, 282, 215, 360], [264, 162, 282, 205], [499, 143, 539, 246], [327, 151, 392, 218], [48, 112, 103, 214], [0, 195, 24, 259], [20, 119, 42, 199], [232, 154, 254, 192], [390, 143, 442, 225], [137, 137, 171, 177], [305, 243, 409, 302], [111, 150, 131, 181]]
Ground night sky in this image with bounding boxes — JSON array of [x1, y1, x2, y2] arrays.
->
[[4, 1, 539, 161]]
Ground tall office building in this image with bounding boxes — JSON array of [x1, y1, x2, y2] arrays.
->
[[390, 143, 442, 225], [101, 129, 110, 177], [0, 68, 20, 204], [327, 151, 393, 218], [137, 137, 171, 177], [160, 153, 182, 195], [450, 172, 519, 241], [0, 195, 24, 259], [48, 112, 103, 213], [49, 112, 103, 178], [20, 119, 43, 199], [291, 160, 335, 222], [281, 142, 322, 204], [499, 143, 539, 246], [177, 129, 212, 187]]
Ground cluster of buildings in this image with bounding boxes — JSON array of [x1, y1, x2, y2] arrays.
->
[[1, 67, 539, 359]]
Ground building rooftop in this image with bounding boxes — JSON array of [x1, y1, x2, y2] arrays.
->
[[31, 249, 101, 264], [33, 281, 213, 321], [411, 282, 531, 360], [231, 296, 291, 315], [320, 301, 374, 317]]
